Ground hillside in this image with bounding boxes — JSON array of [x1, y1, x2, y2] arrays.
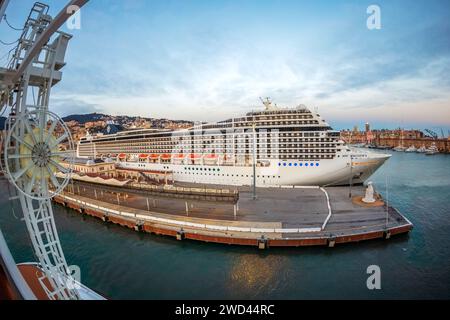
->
[[62, 112, 108, 124]]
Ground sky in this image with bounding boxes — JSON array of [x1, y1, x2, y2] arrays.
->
[[1, 0, 449, 131]]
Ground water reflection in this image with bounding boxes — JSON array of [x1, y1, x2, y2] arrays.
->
[[227, 253, 289, 298]]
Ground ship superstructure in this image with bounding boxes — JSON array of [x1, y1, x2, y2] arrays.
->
[[77, 99, 390, 186]]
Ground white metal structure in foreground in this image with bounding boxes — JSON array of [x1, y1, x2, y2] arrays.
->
[[0, 0, 92, 300]]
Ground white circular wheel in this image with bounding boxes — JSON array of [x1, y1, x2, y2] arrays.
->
[[3, 110, 75, 200]]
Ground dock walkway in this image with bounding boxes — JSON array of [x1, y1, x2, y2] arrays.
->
[[53, 181, 413, 248]]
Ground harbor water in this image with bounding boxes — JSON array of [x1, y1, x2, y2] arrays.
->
[[1, 151, 449, 299]]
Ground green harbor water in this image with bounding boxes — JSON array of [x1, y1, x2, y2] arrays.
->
[[1, 151, 449, 299]]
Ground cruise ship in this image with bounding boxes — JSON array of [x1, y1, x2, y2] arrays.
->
[[76, 99, 390, 187]]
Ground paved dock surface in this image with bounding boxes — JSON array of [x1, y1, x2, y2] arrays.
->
[[64, 180, 411, 241]]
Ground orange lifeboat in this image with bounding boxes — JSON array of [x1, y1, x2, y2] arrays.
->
[[139, 154, 149, 159], [161, 154, 171, 160], [149, 154, 160, 159], [172, 153, 185, 159], [118, 153, 127, 159]]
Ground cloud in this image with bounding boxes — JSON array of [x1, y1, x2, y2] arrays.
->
[[31, 0, 449, 128], [50, 95, 102, 117]]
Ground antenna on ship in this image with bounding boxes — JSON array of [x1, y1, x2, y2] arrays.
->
[[259, 97, 273, 110]]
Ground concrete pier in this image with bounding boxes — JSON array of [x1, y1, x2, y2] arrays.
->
[[52, 180, 413, 248]]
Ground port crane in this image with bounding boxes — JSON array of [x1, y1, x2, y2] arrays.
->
[[424, 129, 438, 139], [0, 0, 92, 300]]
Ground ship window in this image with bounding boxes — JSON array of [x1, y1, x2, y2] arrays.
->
[[305, 163, 308, 166]]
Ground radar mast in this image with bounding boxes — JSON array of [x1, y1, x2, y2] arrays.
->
[[259, 97, 277, 111]]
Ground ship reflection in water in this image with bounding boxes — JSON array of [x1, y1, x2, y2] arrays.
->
[[227, 254, 290, 297]]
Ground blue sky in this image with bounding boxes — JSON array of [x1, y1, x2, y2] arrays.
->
[[1, 0, 449, 131]]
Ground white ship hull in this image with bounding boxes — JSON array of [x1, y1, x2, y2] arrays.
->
[[115, 153, 389, 187]]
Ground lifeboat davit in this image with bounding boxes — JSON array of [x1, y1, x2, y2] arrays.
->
[[188, 153, 202, 164], [188, 153, 201, 159]]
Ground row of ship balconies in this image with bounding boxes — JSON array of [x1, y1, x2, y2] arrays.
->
[[79, 137, 339, 147]]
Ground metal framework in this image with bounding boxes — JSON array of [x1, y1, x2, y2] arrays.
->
[[1, 1, 88, 300]]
